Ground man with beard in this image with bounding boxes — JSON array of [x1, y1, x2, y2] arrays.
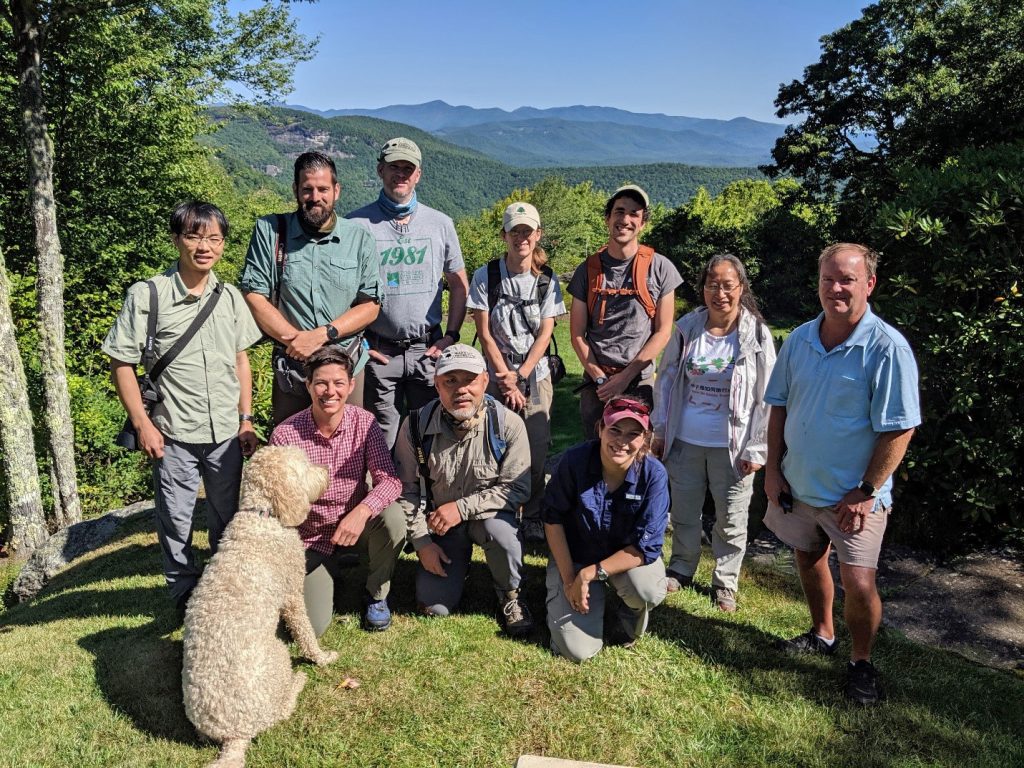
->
[[241, 151, 380, 425], [392, 344, 534, 636], [346, 137, 469, 449]]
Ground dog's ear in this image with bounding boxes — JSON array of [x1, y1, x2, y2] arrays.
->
[[307, 464, 329, 504], [242, 446, 321, 528]]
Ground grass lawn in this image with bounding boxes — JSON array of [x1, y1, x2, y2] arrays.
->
[[1, 316, 1020, 767]]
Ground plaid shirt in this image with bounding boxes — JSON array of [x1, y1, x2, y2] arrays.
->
[[270, 405, 401, 554]]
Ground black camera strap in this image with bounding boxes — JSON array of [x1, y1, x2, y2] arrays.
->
[[149, 281, 225, 382]]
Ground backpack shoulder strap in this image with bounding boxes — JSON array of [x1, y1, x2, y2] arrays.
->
[[536, 264, 553, 304], [486, 258, 502, 313], [483, 395, 508, 467], [586, 248, 607, 322], [140, 280, 158, 372], [632, 244, 657, 319], [409, 399, 441, 509], [271, 213, 288, 307]]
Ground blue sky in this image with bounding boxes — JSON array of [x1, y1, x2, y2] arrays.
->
[[231, 0, 869, 123]]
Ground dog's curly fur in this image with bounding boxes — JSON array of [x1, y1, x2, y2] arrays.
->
[[182, 446, 335, 768]]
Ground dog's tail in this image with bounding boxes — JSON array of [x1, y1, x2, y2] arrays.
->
[[207, 737, 250, 768]]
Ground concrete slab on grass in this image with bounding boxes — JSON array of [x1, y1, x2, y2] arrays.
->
[[516, 757, 637, 768]]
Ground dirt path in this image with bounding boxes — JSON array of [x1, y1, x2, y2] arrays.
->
[[748, 532, 1024, 672]]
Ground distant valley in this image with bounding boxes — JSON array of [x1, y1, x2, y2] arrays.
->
[[205, 106, 766, 219]]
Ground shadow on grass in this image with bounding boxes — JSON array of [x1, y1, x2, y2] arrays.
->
[[648, 602, 1024, 767]]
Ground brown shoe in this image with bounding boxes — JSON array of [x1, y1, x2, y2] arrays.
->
[[714, 586, 737, 612], [665, 571, 692, 593]]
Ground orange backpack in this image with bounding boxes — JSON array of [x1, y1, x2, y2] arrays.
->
[[586, 244, 658, 326]]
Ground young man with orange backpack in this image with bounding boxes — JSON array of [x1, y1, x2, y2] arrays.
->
[[567, 185, 683, 439]]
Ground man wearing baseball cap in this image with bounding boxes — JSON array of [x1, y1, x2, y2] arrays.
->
[[567, 184, 683, 439], [346, 137, 469, 449], [392, 343, 534, 636]]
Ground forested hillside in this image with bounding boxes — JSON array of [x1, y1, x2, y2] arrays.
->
[[203, 107, 763, 218]]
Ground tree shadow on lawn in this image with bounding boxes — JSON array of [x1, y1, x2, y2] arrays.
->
[[648, 603, 1024, 766]]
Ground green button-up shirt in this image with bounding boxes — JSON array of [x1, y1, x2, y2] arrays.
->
[[239, 211, 380, 336], [102, 267, 262, 444]]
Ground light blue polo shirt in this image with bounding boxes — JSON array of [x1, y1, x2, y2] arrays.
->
[[764, 305, 920, 508]]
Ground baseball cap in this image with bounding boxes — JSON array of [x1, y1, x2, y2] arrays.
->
[[609, 184, 650, 210], [378, 137, 422, 167], [602, 397, 651, 430], [435, 344, 486, 376], [503, 202, 541, 232]]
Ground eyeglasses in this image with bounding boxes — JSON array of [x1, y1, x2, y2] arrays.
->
[[605, 398, 651, 417], [181, 234, 225, 246], [704, 282, 740, 295]]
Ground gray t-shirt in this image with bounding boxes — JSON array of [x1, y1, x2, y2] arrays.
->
[[467, 259, 567, 381], [346, 201, 464, 340], [567, 248, 682, 375]]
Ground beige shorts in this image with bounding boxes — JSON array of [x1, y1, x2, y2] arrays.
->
[[763, 498, 890, 569]]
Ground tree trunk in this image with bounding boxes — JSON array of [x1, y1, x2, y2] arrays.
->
[[0, 243, 48, 557], [13, 0, 81, 528]]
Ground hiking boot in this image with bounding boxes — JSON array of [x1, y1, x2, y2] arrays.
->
[[520, 518, 546, 543], [845, 659, 883, 705], [363, 595, 392, 631], [499, 590, 534, 637], [714, 586, 737, 612], [776, 629, 837, 656], [665, 571, 692, 593]]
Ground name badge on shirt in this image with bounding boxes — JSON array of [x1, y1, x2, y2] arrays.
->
[[625, 492, 642, 502]]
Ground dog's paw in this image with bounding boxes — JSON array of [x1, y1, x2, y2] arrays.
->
[[315, 650, 339, 666]]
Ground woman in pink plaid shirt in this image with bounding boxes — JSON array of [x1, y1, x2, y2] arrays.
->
[[270, 345, 405, 635]]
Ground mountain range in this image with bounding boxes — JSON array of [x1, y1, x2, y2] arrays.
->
[[283, 100, 786, 168], [205, 107, 765, 219]]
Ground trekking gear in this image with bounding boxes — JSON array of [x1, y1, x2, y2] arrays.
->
[[408, 394, 508, 511], [115, 280, 225, 450], [845, 659, 883, 705], [586, 244, 657, 326], [480, 258, 563, 382], [664, 571, 693, 593], [499, 589, 534, 637], [271, 213, 288, 308], [714, 586, 737, 612], [776, 629, 838, 656], [363, 594, 392, 632]]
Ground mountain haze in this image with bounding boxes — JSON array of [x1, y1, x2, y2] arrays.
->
[[283, 100, 786, 167]]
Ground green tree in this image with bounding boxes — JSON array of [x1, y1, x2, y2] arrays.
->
[[765, 0, 1024, 210]]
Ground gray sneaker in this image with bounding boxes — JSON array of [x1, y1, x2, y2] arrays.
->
[[665, 571, 693, 593], [714, 586, 737, 612], [500, 590, 534, 637]]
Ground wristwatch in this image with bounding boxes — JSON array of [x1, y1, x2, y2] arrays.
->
[[238, 413, 253, 424], [857, 480, 879, 498], [443, 328, 460, 343], [324, 323, 340, 341], [594, 376, 608, 386], [595, 563, 610, 582]]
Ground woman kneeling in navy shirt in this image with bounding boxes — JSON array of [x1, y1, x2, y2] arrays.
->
[[543, 396, 669, 662]]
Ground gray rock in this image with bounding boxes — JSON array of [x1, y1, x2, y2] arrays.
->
[[11, 501, 153, 602]]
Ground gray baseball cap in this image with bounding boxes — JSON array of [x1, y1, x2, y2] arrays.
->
[[434, 343, 486, 376], [378, 137, 422, 167], [503, 202, 541, 232], [609, 184, 650, 209]]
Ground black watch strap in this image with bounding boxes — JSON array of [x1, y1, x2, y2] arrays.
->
[[857, 480, 878, 498]]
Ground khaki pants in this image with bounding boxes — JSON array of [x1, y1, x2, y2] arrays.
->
[[487, 376, 553, 522]]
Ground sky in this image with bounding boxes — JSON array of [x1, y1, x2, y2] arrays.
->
[[230, 0, 870, 123]]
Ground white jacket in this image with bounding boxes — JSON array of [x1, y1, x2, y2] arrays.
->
[[652, 306, 776, 477]]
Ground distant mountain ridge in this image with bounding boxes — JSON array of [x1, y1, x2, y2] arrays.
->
[[281, 100, 786, 168], [204, 106, 764, 219]]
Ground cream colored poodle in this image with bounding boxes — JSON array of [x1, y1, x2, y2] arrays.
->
[[183, 445, 336, 768]]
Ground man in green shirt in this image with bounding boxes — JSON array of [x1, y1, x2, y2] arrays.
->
[[241, 151, 381, 425], [103, 202, 263, 612]]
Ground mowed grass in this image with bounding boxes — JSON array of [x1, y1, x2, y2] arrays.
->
[[2, 315, 1021, 767]]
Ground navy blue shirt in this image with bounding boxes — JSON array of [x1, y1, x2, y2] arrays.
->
[[542, 441, 669, 566]]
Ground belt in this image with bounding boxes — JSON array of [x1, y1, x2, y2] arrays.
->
[[507, 351, 528, 365], [366, 327, 440, 350]]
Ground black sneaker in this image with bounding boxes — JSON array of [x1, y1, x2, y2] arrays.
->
[[499, 590, 534, 637], [845, 659, 883, 705], [776, 629, 837, 656]]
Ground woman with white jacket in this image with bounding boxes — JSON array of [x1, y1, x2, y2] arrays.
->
[[651, 254, 775, 612]]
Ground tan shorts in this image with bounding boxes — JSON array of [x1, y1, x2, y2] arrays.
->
[[763, 498, 890, 569]]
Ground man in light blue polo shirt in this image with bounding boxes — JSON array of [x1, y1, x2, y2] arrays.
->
[[763, 242, 920, 706]]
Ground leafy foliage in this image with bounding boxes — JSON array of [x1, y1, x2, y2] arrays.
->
[[869, 144, 1024, 547], [647, 179, 834, 322]]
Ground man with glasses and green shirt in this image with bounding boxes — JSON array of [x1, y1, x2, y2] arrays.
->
[[241, 151, 381, 425], [103, 201, 262, 613]]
